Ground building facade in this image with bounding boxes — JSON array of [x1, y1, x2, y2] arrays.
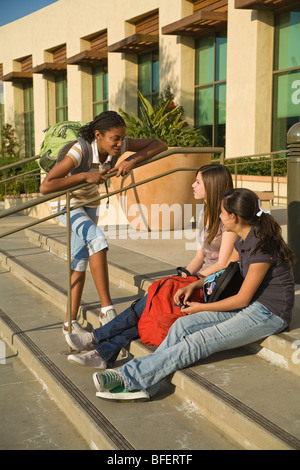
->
[[0, 0, 299, 159]]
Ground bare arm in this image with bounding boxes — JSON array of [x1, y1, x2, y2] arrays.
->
[[181, 262, 270, 315], [174, 243, 239, 306], [40, 155, 107, 195], [184, 249, 205, 276], [108, 137, 168, 177], [199, 231, 238, 277]]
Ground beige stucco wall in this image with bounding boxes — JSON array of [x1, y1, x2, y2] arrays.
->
[[226, 3, 274, 158], [0, 0, 278, 159]]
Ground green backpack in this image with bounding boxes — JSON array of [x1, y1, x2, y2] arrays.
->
[[39, 121, 92, 173]]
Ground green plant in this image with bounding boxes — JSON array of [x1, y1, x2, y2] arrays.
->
[[0, 123, 40, 200], [0, 123, 20, 158], [213, 155, 287, 177], [119, 88, 209, 147], [0, 155, 40, 200]]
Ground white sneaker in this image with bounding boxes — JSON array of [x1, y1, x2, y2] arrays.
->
[[65, 332, 96, 351], [100, 308, 117, 325], [62, 321, 87, 335], [68, 350, 107, 369], [95, 386, 150, 401]]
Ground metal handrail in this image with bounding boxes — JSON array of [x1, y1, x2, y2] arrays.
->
[[0, 147, 223, 222], [0, 146, 223, 338], [219, 150, 288, 204], [0, 155, 40, 172], [0, 168, 40, 185]]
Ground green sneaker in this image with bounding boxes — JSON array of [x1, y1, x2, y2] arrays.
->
[[96, 386, 150, 401], [93, 370, 123, 392]]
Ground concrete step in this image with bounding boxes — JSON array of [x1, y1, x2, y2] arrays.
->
[[1, 249, 300, 450], [1, 266, 243, 450], [0, 341, 90, 450], [0, 214, 300, 449], [25, 219, 300, 378]]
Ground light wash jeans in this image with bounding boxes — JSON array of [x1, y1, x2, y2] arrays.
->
[[57, 206, 108, 271], [118, 302, 287, 392]]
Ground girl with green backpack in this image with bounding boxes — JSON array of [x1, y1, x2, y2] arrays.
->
[[40, 111, 167, 332]]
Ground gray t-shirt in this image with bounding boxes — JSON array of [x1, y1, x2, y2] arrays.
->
[[234, 228, 294, 324]]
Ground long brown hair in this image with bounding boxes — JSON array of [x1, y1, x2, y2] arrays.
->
[[199, 164, 233, 244], [223, 188, 295, 265]]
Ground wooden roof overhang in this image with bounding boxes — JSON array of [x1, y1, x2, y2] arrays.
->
[[108, 33, 159, 54], [235, 0, 300, 12], [162, 10, 227, 37], [1, 71, 33, 83], [66, 50, 107, 66], [31, 62, 67, 76]]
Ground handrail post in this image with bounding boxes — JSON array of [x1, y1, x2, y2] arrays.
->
[[287, 123, 300, 283], [66, 191, 72, 344]]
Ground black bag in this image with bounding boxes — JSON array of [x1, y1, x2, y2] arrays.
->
[[203, 262, 244, 303]]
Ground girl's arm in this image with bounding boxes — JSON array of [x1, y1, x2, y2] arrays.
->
[[184, 230, 237, 278], [181, 262, 270, 315], [40, 155, 107, 195], [108, 137, 168, 177], [197, 231, 238, 279], [184, 249, 205, 276], [174, 238, 239, 305]]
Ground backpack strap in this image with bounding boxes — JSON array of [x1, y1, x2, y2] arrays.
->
[[60, 138, 110, 207], [177, 266, 192, 277], [56, 137, 93, 174], [70, 137, 93, 174]]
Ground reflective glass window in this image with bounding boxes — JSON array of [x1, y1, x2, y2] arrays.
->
[[195, 32, 227, 147], [272, 9, 300, 151]]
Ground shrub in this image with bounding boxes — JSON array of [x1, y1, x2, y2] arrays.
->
[[0, 123, 20, 158], [0, 156, 40, 200], [214, 155, 287, 177], [119, 87, 209, 148]]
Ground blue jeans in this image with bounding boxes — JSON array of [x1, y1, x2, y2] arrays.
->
[[118, 302, 287, 392], [58, 206, 108, 271], [92, 296, 147, 367]]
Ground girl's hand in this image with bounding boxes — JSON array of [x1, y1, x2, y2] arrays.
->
[[180, 301, 203, 315], [108, 159, 135, 177], [174, 285, 194, 306], [85, 169, 107, 185]]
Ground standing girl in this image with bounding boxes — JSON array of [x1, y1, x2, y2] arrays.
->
[[92, 188, 294, 400], [40, 111, 167, 332], [65, 164, 237, 368]]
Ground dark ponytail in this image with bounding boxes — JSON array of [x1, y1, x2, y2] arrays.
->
[[223, 188, 294, 265], [79, 111, 126, 143]]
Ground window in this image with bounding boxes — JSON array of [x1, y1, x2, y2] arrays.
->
[[138, 51, 159, 115], [272, 8, 300, 151], [55, 74, 68, 121], [23, 82, 35, 157], [194, 32, 227, 147], [93, 64, 108, 116]]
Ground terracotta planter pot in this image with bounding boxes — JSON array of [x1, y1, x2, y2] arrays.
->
[[111, 150, 211, 231]]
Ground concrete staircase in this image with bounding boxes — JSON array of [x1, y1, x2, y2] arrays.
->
[[0, 212, 300, 450]]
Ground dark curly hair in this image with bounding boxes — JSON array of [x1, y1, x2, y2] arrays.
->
[[79, 111, 126, 143]]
